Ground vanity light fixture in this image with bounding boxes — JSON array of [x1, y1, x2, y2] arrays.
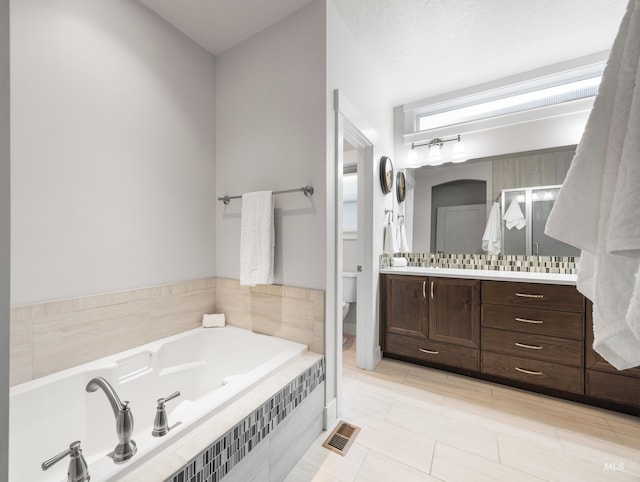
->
[[407, 134, 466, 167]]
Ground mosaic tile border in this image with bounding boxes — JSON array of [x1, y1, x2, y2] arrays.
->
[[380, 253, 578, 274], [166, 358, 325, 482]]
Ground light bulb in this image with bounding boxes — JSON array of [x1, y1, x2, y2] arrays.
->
[[407, 148, 419, 167], [428, 144, 442, 165]]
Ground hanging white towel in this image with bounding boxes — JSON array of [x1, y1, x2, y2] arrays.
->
[[395, 216, 409, 253], [503, 198, 526, 230], [399, 218, 410, 253], [482, 202, 502, 255], [384, 220, 398, 255], [240, 191, 274, 287], [545, 0, 640, 369]]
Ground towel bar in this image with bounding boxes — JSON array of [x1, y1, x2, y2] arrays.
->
[[218, 185, 314, 205]]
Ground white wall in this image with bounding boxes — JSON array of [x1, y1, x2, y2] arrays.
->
[[0, 0, 9, 475], [11, 0, 217, 304], [327, 0, 393, 374], [215, 1, 326, 290]]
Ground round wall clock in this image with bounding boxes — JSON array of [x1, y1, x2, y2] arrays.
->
[[396, 171, 406, 203], [379, 156, 393, 194]]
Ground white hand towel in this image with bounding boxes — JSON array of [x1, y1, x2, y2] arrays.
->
[[240, 191, 274, 287], [503, 198, 526, 230], [482, 202, 502, 255], [399, 219, 410, 253], [391, 257, 408, 267], [202, 313, 225, 328], [384, 221, 398, 255], [545, 0, 640, 369]]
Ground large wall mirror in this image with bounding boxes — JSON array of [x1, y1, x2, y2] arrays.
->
[[406, 145, 579, 256]]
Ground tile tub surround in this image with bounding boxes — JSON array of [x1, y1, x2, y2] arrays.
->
[[118, 354, 325, 482], [10, 278, 216, 385], [215, 278, 324, 354], [381, 253, 579, 274], [10, 278, 325, 385]]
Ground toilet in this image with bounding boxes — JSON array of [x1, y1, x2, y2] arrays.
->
[[342, 272, 357, 344]]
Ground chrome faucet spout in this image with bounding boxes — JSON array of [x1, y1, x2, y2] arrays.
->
[[86, 376, 137, 462], [86, 376, 124, 418]]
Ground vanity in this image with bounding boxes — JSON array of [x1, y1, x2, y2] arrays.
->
[[380, 267, 640, 415]]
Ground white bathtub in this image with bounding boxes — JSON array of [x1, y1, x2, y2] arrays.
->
[[10, 326, 308, 482]]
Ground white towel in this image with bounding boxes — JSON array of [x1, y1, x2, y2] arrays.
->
[[482, 202, 502, 255], [240, 191, 274, 287], [384, 220, 398, 255], [545, 0, 640, 369], [503, 198, 526, 230], [202, 313, 225, 328], [399, 218, 410, 253], [391, 257, 408, 267]]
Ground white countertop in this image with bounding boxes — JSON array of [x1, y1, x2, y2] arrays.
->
[[380, 267, 577, 285]]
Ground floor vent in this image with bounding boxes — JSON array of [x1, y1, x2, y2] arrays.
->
[[322, 421, 361, 456]]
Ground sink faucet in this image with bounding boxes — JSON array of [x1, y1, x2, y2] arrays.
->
[[86, 377, 137, 462]]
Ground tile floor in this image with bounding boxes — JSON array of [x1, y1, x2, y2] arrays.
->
[[285, 336, 640, 482]]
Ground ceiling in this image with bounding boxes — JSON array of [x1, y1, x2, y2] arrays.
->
[[139, 0, 628, 106]]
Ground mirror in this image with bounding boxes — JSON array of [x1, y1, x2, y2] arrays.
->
[[406, 145, 577, 255]]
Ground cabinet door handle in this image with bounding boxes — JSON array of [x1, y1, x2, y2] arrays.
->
[[419, 347, 439, 355], [515, 367, 543, 375], [515, 342, 543, 350], [515, 293, 544, 299], [430, 281, 434, 299], [515, 317, 543, 324], [422, 281, 426, 299]]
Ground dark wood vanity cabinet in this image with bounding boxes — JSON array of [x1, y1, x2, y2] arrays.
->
[[382, 275, 480, 372], [381, 274, 640, 415], [383, 275, 428, 339], [481, 281, 585, 394], [585, 302, 640, 413]]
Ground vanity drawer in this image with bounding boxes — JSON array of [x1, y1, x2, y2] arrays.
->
[[482, 327, 583, 366], [482, 351, 583, 394], [482, 281, 584, 313], [586, 370, 640, 411], [385, 333, 479, 371], [482, 304, 584, 339]]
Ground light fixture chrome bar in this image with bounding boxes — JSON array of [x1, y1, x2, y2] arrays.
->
[[217, 185, 314, 205], [410, 134, 461, 150]]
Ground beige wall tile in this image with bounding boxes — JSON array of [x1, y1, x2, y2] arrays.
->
[[12, 276, 321, 384], [149, 288, 215, 340], [9, 311, 32, 385], [31, 299, 151, 379]]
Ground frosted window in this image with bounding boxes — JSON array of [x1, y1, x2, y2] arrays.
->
[[343, 201, 357, 232]]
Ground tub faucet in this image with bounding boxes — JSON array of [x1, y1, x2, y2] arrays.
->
[[86, 376, 137, 462], [41, 440, 89, 482]]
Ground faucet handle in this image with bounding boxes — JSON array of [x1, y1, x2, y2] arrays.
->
[[42, 441, 90, 482], [157, 390, 180, 407], [152, 391, 181, 437]]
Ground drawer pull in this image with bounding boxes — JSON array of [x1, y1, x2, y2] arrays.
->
[[515, 317, 543, 324], [515, 293, 544, 299], [515, 367, 543, 376], [419, 347, 439, 355], [515, 342, 543, 350]]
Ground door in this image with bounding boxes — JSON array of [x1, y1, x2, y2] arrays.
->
[[435, 204, 486, 253], [428, 277, 480, 348], [384, 275, 428, 339]]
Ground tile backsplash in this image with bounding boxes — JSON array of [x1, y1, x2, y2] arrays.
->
[[381, 253, 578, 274]]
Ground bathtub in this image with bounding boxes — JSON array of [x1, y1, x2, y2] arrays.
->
[[10, 326, 308, 482]]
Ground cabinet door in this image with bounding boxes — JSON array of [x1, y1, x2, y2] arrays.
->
[[384, 275, 428, 339], [429, 277, 480, 348]]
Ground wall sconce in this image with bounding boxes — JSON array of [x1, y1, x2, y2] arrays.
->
[[407, 134, 466, 167]]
